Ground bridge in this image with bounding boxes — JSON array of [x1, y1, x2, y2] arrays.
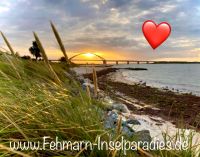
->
[[68, 53, 107, 64], [70, 59, 154, 64], [49, 52, 159, 64], [67, 53, 153, 64], [49, 53, 196, 65]]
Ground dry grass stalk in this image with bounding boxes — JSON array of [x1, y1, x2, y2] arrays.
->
[[0, 70, 11, 80], [86, 85, 91, 100], [116, 115, 122, 135], [0, 144, 31, 157], [33, 32, 62, 85], [115, 116, 153, 157], [0, 32, 21, 79], [110, 117, 122, 157], [0, 110, 28, 140], [111, 149, 118, 157], [137, 146, 154, 157], [0, 32, 15, 55], [92, 68, 98, 96], [50, 21, 69, 62], [3, 53, 21, 79], [75, 147, 86, 157]]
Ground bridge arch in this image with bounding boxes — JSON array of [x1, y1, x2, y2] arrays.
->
[[69, 53, 106, 64]]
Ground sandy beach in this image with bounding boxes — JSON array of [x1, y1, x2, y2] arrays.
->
[[73, 65, 200, 150], [82, 66, 200, 130]]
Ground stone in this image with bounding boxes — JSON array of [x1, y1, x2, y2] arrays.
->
[[121, 116, 127, 126], [122, 125, 135, 137], [97, 91, 106, 99], [104, 110, 118, 129], [102, 97, 114, 111], [82, 82, 94, 92], [126, 118, 141, 125], [83, 78, 92, 84], [134, 130, 151, 143], [104, 96, 114, 104], [112, 103, 130, 113], [76, 75, 85, 83]]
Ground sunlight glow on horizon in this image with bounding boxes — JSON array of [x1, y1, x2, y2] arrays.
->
[[15, 47, 200, 62], [83, 53, 95, 58]]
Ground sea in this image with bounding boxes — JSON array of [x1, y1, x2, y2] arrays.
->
[[112, 64, 200, 96]]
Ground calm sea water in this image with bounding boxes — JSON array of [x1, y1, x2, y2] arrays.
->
[[113, 64, 200, 96]]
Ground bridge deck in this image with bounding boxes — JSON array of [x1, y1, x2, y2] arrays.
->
[[49, 59, 200, 64]]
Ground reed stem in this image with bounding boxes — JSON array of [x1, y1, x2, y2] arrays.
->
[[50, 21, 69, 63], [0, 32, 15, 56], [116, 116, 122, 135], [86, 85, 91, 101], [33, 32, 62, 85], [3, 53, 21, 79], [92, 68, 98, 97]]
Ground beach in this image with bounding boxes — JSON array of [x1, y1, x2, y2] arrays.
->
[[73, 64, 200, 149]]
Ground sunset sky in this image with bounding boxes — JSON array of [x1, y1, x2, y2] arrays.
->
[[0, 0, 200, 61]]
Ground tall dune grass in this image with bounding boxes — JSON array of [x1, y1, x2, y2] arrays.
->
[[33, 32, 62, 85], [50, 21, 69, 63], [0, 52, 199, 156], [0, 32, 15, 56], [93, 68, 98, 97], [0, 21, 199, 156], [0, 53, 107, 156]]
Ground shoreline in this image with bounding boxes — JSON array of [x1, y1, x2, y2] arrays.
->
[[83, 67, 200, 131]]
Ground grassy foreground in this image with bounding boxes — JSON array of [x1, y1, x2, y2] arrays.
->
[[0, 53, 106, 156], [0, 52, 199, 157]]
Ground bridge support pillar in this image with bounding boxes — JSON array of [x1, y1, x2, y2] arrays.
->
[[127, 61, 129, 64], [103, 60, 107, 65], [116, 61, 119, 65], [146, 61, 149, 64], [137, 61, 140, 64]]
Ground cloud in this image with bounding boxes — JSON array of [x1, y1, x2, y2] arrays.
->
[[0, 0, 200, 61], [0, 0, 12, 13]]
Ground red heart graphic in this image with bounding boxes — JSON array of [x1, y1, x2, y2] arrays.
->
[[142, 20, 171, 49]]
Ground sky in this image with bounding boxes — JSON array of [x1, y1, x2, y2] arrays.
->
[[0, 0, 200, 61]]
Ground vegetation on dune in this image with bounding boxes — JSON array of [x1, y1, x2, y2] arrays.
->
[[0, 32, 15, 56], [0, 53, 106, 156], [0, 21, 199, 157], [50, 21, 69, 63], [0, 53, 199, 157]]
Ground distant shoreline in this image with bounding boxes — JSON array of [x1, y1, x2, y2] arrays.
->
[[74, 62, 200, 66], [152, 61, 200, 64]]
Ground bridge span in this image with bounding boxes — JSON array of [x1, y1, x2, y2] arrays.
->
[[70, 59, 155, 64], [59, 53, 155, 64], [49, 59, 156, 64]]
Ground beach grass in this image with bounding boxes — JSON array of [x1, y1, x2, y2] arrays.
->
[[0, 32, 16, 56], [0, 52, 106, 156], [0, 52, 199, 156], [50, 21, 69, 62]]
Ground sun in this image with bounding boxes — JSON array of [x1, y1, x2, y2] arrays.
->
[[84, 53, 95, 58]]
